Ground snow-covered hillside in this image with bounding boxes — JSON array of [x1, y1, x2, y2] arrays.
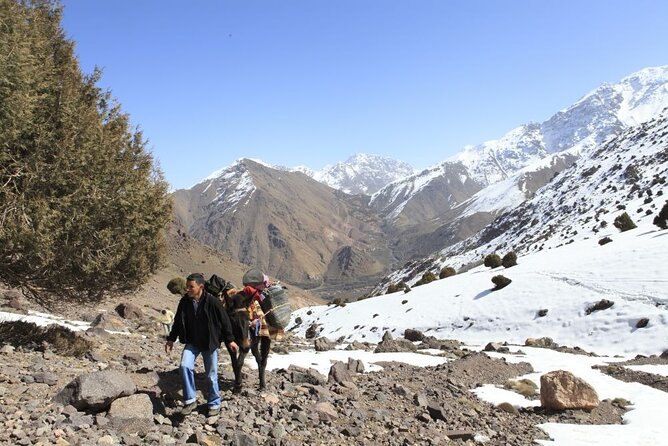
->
[[446, 111, 668, 268], [373, 109, 668, 291], [290, 224, 668, 357]]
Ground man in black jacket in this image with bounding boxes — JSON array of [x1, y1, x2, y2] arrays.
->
[[165, 273, 238, 416]]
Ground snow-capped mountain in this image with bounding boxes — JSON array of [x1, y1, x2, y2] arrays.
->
[[190, 154, 414, 197], [311, 154, 415, 195], [450, 111, 668, 266], [373, 66, 668, 222], [171, 159, 393, 292]]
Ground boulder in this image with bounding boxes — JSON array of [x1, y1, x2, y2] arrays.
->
[[525, 337, 558, 349], [91, 313, 128, 332], [426, 403, 448, 422], [484, 342, 509, 353], [305, 323, 320, 339], [404, 328, 424, 342], [107, 393, 154, 435], [314, 337, 335, 352], [540, 370, 599, 410], [53, 370, 137, 412], [418, 336, 462, 351], [115, 303, 144, 320], [130, 370, 160, 391], [328, 361, 352, 384], [375, 331, 418, 353], [308, 402, 338, 421], [345, 341, 370, 351], [288, 365, 326, 386], [585, 299, 614, 315], [347, 357, 365, 373]]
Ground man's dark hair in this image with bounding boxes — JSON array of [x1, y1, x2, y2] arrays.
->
[[186, 273, 205, 285]]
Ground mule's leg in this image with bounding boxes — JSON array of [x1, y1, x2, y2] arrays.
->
[[250, 333, 262, 388], [225, 344, 241, 388], [258, 337, 271, 390], [233, 350, 247, 390]]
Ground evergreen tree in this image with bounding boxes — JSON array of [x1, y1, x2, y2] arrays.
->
[[0, 0, 172, 304]]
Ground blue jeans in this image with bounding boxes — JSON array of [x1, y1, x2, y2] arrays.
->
[[179, 344, 220, 409]]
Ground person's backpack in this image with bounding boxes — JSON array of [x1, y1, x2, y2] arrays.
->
[[205, 274, 234, 298], [259, 284, 292, 329]]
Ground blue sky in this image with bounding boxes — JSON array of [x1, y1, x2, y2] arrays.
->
[[60, 1, 668, 190]]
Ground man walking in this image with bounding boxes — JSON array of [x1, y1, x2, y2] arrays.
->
[[165, 273, 238, 416]]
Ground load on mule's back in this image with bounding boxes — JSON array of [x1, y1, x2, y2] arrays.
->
[[259, 283, 292, 330], [224, 268, 290, 391]]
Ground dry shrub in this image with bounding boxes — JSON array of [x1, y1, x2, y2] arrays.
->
[[0, 320, 92, 357]]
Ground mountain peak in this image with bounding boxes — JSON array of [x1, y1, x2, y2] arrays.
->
[[313, 153, 415, 195]]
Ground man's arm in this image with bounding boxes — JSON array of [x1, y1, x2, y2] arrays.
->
[[214, 297, 239, 352]]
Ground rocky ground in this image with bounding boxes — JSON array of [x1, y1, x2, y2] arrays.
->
[[0, 305, 636, 446], [593, 355, 668, 394]]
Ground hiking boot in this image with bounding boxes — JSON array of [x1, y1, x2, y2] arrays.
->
[[181, 401, 197, 415], [208, 406, 220, 417]]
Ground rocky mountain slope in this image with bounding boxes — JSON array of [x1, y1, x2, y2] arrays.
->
[[373, 110, 668, 291], [172, 159, 393, 296]]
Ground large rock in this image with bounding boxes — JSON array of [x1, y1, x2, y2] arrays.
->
[[403, 328, 424, 342], [107, 393, 154, 435], [309, 402, 338, 421], [288, 365, 326, 386], [375, 331, 418, 353], [305, 323, 320, 339], [115, 303, 144, 320], [53, 370, 137, 412], [328, 361, 352, 385], [347, 358, 365, 373], [418, 336, 463, 352], [314, 337, 336, 352], [540, 370, 600, 410], [91, 313, 129, 332], [525, 337, 558, 349]]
